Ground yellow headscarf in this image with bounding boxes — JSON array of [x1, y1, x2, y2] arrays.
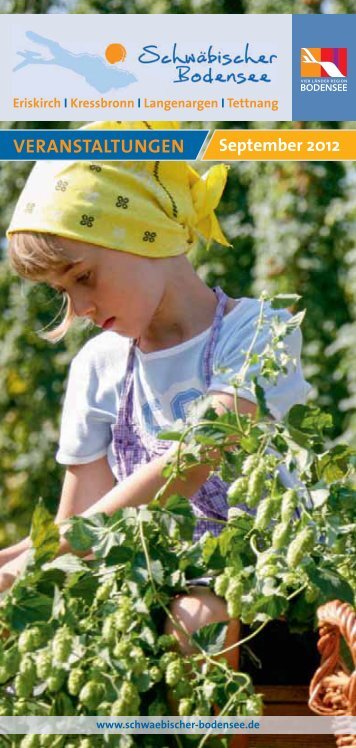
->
[[7, 121, 230, 257]]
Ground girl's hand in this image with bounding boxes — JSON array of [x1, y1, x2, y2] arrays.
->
[[0, 552, 29, 593]]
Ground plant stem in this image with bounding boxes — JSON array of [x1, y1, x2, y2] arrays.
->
[[213, 619, 269, 659]]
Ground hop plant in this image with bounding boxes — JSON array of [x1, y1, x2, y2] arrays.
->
[[247, 468, 266, 508], [35, 649, 52, 680], [157, 634, 177, 650], [165, 658, 184, 686], [52, 625, 73, 664], [114, 597, 132, 632], [95, 580, 114, 603], [242, 455, 260, 476], [18, 627, 43, 654], [68, 667, 86, 696], [79, 680, 106, 710], [281, 489, 298, 523], [272, 521, 291, 550], [46, 668, 66, 693], [287, 526, 316, 568], [179, 697, 194, 716], [227, 476, 248, 504], [20, 736, 40, 748], [226, 578, 243, 619], [254, 496, 275, 531], [111, 681, 140, 716]]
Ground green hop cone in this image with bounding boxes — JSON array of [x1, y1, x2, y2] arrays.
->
[[20, 736, 40, 748], [227, 476, 248, 505], [0, 667, 8, 685], [18, 627, 43, 654], [149, 666, 162, 684], [13, 699, 29, 716], [165, 658, 184, 687], [79, 681, 105, 710], [287, 526, 316, 569], [226, 578, 243, 619], [68, 667, 86, 697], [113, 640, 132, 659], [245, 694, 263, 715], [3, 647, 20, 677], [172, 680, 192, 699], [97, 702, 111, 715], [40, 739, 55, 748], [272, 522, 291, 550], [95, 580, 114, 603], [281, 489, 298, 523], [19, 654, 36, 680], [52, 625, 73, 664], [254, 497, 275, 531], [35, 650, 52, 680], [114, 596, 132, 632], [46, 668, 66, 693], [102, 615, 117, 646], [0, 701, 12, 716], [242, 454, 260, 476], [159, 651, 178, 670], [157, 634, 177, 650], [305, 584, 319, 603], [178, 698, 194, 716], [247, 468, 266, 508], [214, 573, 229, 597], [111, 682, 140, 716], [202, 680, 217, 701], [15, 672, 33, 699], [130, 646, 147, 675]]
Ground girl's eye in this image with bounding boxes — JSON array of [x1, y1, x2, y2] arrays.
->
[[77, 271, 91, 284]]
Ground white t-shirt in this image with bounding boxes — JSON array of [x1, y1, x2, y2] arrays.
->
[[56, 297, 311, 480]]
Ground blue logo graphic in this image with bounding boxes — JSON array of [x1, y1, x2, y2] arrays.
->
[[14, 32, 137, 93]]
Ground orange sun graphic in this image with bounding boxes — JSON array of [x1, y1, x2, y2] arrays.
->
[[105, 44, 127, 64]]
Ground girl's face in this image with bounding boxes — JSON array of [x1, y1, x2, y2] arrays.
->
[[47, 238, 165, 338]]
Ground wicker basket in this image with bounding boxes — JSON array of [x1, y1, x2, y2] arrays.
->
[[309, 600, 356, 747]]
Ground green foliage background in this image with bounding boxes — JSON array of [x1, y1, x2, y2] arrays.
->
[[0, 0, 355, 547]]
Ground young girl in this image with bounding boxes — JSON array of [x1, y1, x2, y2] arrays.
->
[[0, 121, 310, 675]]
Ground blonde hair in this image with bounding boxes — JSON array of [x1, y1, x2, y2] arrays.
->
[[7, 231, 82, 342]]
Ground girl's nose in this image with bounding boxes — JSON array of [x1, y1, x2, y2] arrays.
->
[[71, 294, 96, 321]]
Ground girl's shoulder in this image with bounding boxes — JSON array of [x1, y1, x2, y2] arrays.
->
[[221, 296, 293, 336], [70, 331, 130, 374]]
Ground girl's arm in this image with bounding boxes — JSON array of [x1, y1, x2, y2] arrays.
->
[[0, 455, 115, 567], [0, 395, 256, 588]]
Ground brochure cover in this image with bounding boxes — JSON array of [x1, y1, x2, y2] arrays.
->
[[0, 4, 355, 747]]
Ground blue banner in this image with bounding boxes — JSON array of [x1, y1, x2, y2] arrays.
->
[[0, 129, 208, 160]]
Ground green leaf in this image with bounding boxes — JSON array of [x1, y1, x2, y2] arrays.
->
[[285, 310, 306, 333], [5, 591, 53, 630], [192, 621, 228, 655], [64, 514, 107, 553], [287, 405, 333, 437], [42, 554, 88, 574], [252, 378, 270, 418], [201, 535, 219, 564], [30, 498, 60, 565], [157, 430, 182, 441], [307, 565, 354, 605], [253, 594, 287, 621], [317, 445, 354, 482], [160, 494, 196, 541], [270, 294, 301, 309], [150, 559, 164, 585]]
